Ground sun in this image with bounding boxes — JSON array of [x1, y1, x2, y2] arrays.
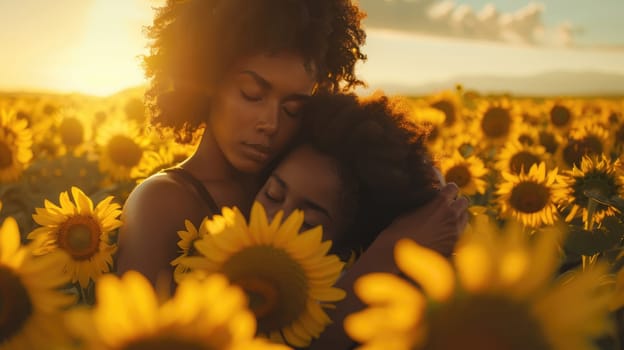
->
[[43, 0, 158, 96]]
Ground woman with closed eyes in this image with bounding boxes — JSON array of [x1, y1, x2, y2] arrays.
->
[[116, 0, 368, 288], [254, 92, 469, 348]]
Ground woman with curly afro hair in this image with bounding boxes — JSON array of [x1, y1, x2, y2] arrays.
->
[[255, 92, 469, 348], [117, 0, 367, 286]]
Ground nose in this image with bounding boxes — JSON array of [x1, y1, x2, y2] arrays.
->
[[256, 102, 279, 136]]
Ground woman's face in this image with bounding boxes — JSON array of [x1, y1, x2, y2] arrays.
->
[[255, 145, 350, 242], [208, 51, 317, 174]]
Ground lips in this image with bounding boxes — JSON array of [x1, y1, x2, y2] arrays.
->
[[242, 143, 272, 162]]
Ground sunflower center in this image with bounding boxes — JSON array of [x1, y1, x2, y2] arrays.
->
[[509, 152, 540, 174], [481, 107, 511, 139], [509, 181, 550, 214], [562, 139, 586, 168], [458, 143, 475, 158], [583, 180, 613, 199], [237, 277, 279, 318], [446, 165, 471, 188], [609, 112, 620, 125], [122, 336, 213, 350], [431, 100, 456, 126], [0, 140, 13, 169], [582, 135, 603, 155], [59, 117, 84, 147], [0, 266, 33, 344], [550, 105, 571, 127], [616, 125, 624, 144], [222, 246, 308, 333], [106, 135, 143, 168], [574, 173, 618, 209], [518, 134, 534, 146], [538, 131, 558, 154], [57, 216, 101, 260], [424, 295, 550, 350]]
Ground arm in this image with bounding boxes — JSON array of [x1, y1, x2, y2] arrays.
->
[[115, 174, 206, 290], [309, 183, 469, 349]]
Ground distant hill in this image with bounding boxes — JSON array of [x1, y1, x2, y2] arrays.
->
[[369, 70, 624, 97], [2, 73, 623, 99]]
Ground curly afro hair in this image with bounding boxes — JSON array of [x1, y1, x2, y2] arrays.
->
[[299, 92, 440, 256], [142, 0, 367, 142]]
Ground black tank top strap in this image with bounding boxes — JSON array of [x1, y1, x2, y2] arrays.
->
[[162, 167, 220, 214]]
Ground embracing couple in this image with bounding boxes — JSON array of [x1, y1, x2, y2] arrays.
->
[[116, 0, 469, 348]]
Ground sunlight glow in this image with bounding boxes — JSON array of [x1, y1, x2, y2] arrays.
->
[[46, 0, 159, 96]]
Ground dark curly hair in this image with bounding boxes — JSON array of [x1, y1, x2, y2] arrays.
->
[[299, 92, 440, 257], [142, 0, 367, 142]]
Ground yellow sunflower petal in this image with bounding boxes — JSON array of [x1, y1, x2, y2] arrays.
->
[[394, 239, 455, 302]]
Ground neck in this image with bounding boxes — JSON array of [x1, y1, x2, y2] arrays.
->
[[181, 128, 261, 212]]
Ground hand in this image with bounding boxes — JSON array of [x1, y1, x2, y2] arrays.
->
[[382, 182, 469, 257]]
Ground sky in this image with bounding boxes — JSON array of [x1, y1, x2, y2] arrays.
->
[[0, 0, 623, 96]]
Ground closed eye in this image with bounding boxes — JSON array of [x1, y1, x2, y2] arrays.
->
[[240, 90, 262, 102], [264, 190, 279, 202], [281, 100, 304, 118]]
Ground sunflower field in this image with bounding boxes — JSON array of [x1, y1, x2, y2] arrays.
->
[[1, 86, 624, 349]]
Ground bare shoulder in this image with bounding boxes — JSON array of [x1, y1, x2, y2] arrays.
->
[[122, 172, 200, 217], [116, 172, 207, 282], [120, 171, 210, 241]]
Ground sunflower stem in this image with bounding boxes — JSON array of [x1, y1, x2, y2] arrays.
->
[[586, 197, 599, 231], [78, 284, 88, 305]]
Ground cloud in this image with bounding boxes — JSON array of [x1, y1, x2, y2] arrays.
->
[[359, 0, 580, 47]]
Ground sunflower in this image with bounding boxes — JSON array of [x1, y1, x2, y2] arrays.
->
[[67, 271, 288, 350], [28, 186, 122, 289], [611, 263, 624, 311], [0, 109, 33, 182], [559, 155, 624, 225], [538, 128, 562, 155], [612, 119, 624, 155], [427, 89, 463, 129], [556, 123, 611, 169], [547, 100, 577, 132], [170, 219, 205, 284], [96, 120, 151, 181], [344, 216, 614, 350], [54, 109, 94, 156], [440, 151, 488, 196], [407, 102, 447, 154], [495, 140, 548, 175], [170, 141, 198, 165], [473, 98, 522, 145], [496, 162, 566, 228], [0, 216, 75, 349], [131, 147, 176, 182], [514, 122, 540, 147], [445, 133, 482, 158], [182, 202, 346, 348]]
